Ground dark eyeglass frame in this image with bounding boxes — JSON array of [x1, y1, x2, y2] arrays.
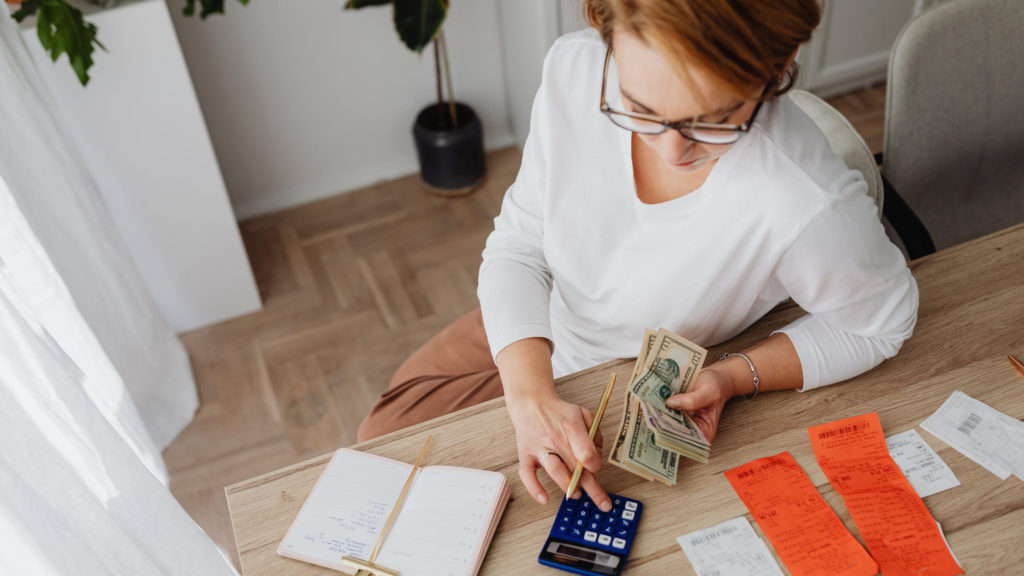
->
[[599, 46, 768, 144]]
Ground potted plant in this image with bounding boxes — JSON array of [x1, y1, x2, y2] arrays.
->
[[345, 0, 486, 197], [8, 0, 246, 85]]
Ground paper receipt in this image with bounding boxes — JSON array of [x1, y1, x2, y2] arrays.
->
[[886, 429, 960, 498], [677, 517, 784, 576], [724, 452, 877, 576], [921, 391, 1024, 481], [809, 413, 962, 576]]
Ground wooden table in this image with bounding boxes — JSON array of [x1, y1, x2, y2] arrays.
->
[[227, 223, 1024, 575]]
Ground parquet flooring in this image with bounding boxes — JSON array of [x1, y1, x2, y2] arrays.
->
[[164, 83, 887, 567]]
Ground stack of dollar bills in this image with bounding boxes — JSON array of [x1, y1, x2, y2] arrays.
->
[[607, 328, 711, 485]]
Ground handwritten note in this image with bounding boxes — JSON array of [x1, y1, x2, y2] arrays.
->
[[279, 449, 406, 564], [921, 391, 1024, 481], [677, 517, 784, 576], [809, 413, 962, 576], [278, 450, 507, 576], [886, 429, 960, 498], [724, 452, 877, 576]]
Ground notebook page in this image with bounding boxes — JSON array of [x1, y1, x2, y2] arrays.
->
[[278, 449, 411, 567], [375, 466, 506, 576]]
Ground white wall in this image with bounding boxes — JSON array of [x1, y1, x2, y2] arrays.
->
[[22, 0, 262, 333], [166, 0, 514, 219]]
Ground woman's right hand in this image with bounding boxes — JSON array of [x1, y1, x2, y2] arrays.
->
[[505, 390, 612, 512]]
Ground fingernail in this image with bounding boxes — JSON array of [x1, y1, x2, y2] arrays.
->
[[599, 499, 612, 512], [572, 490, 581, 500], [537, 493, 548, 504]]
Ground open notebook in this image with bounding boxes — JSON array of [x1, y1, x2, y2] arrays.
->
[[278, 448, 511, 576]]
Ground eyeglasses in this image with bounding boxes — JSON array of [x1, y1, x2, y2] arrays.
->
[[599, 46, 766, 145]]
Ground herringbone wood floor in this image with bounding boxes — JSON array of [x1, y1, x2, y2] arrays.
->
[[164, 84, 887, 567]]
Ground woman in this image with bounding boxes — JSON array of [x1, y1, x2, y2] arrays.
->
[[358, 0, 918, 515]]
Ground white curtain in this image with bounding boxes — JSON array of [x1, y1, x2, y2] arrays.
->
[[0, 5, 196, 454], [1, 6, 235, 575]]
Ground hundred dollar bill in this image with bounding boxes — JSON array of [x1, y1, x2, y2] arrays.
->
[[630, 328, 707, 419]]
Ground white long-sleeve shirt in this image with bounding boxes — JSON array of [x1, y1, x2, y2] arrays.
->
[[478, 29, 918, 390]]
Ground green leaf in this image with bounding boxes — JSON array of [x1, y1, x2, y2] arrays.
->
[[33, 0, 105, 86], [12, 0, 42, 23], [344, 0, 391, 9], [393, 0, 447, 53], [182, 0, 249, 20]]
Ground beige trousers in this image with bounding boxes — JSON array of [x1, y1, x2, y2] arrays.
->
[[357, 308, 504, 442]]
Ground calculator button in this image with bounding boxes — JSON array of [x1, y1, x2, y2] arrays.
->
[[582, 501, 592, 509], [622, 510, 636, 521], [557, 525, 568, 534], [571, 528, 583, 538], [592, 512, 603, 522], [598, 535, 612, 546], [575, 519, 585, 527], [611, 507, 620, 516], [605, 516, 617, 525], [589, 522, 600, 531], [624, 501, 638, 511], [560, 515, 572, 525], [584, 531, 598, 542], [612, 497, 623, 506], [620, 519, 633, 529], [602, 525, 614, 535], [616, 528, 629, 537], [578, 510, 589, 518], [612, 538, 627, 549], [563, 507, 576, 515]]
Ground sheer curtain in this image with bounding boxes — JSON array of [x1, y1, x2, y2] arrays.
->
[[1, 6, 235, 574]]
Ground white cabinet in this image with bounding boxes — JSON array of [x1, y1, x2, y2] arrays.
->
[[798, 0, 918, 97], [21, 0, 261, 333]]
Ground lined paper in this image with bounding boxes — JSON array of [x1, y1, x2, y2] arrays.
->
[[279, 450, 408, 564], [278, 449, 507, 576]]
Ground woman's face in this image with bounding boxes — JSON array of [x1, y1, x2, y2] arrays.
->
[[612, 28, 762, 174]]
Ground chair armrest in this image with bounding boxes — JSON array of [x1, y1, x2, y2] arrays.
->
[[876, 152, 937, 260]]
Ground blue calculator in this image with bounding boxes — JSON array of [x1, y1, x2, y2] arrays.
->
[[537, 492, 642, 576]]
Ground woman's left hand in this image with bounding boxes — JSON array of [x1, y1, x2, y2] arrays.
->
[[664, 367, 736, 443]]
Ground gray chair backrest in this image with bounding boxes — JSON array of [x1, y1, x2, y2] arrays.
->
[[789, 89, 884, 218], [884, 0, 1024, 250]]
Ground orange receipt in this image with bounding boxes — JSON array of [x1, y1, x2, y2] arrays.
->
[[724, 452, 878, 576], [808, 413, 962, 576]]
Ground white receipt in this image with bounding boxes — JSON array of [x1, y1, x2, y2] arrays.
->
[[677, 517, 784, 576], [920, 391, 1024, 481], [886, 429, 960, 497]]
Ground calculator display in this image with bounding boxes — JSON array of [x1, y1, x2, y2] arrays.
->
[[540, 540, 621, 575]]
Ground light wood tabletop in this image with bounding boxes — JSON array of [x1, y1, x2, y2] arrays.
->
[[227, 223, 1024, 575]]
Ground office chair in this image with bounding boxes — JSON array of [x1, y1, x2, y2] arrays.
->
[[881, 0, 1024, 252], [789, 89, 884, 217]]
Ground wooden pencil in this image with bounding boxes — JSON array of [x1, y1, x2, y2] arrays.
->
[[566, 372, 617, 500], [1009, 355, 1024, 378]]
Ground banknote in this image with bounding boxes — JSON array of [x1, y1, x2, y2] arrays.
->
[[640, 400, 710, 464], [630, 328, 707, 419], [629, 329, 658, 384], [609, 328, 710, 482], [608, 395, 678, 485]]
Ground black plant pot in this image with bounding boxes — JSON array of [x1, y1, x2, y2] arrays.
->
[[413, 101, 486, 197]]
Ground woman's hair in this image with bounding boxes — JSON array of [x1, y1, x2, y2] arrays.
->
[[584, 0, 821, 101]]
